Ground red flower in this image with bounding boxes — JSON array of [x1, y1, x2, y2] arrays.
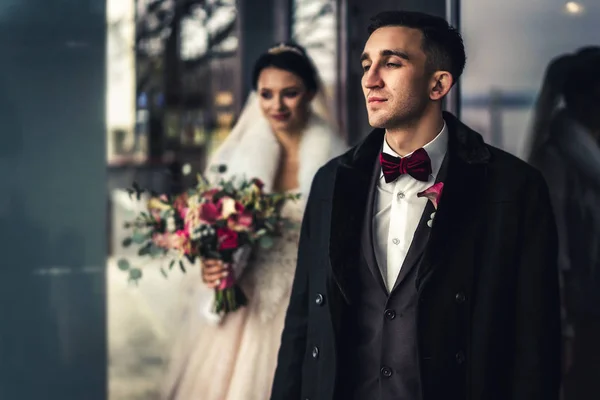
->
[[417, 182, 444, 209], [200, 202, 219, 223], [251, 178, 265, 191], [217, 227, 239, 250]]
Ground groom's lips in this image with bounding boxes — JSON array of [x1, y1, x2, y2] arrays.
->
[[368, 97, 387, 103]]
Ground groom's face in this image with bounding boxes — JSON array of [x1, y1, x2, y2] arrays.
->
[[361, 26, 430, 129]]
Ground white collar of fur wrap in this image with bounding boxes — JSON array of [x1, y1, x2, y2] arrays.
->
[[214, 112, 345, 196]]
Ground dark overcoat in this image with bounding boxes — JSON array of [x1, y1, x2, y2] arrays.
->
[[271, 112, 561, 400]]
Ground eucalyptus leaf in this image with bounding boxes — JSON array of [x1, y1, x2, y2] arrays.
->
[[132, 231, 147, 244], [117, 258, 130, 271], [138, 243, 152, 256], [160, 268, 168, 278], [149, 245, 164, 257], [129, 268, 143, 280], [179, 260, 186, 273], [122, 237, 133, 247], [259, 235, 274, 249], [169, 259, 175, 270]]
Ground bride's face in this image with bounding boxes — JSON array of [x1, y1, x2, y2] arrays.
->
[[257, 67, 314, 132]]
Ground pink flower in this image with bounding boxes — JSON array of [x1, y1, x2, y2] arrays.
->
[[236, 211, 253, 228], [172, 193, 188, 212], [152, 230, 190, 254], [172, 230, 190, 252], [179, 207, 188, 220], [417, 182, 444, 209], [228, 211, 254, 231]]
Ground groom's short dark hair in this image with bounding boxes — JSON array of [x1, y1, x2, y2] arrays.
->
[[368, 11, 466, 84]]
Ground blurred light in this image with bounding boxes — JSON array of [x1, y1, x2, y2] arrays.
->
[[565, 2, 585, 15], [182, 164, 192, 176]]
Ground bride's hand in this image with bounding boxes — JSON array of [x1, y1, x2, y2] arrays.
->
[[201, 259, 229, 289]]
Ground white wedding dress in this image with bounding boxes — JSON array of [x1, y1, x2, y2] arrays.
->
[[162, 196, 304, 400]]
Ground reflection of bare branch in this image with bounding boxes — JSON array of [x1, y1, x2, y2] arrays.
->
[[134, 0, 237, 94], [292, 2, 334, 40], [206, 18, 236, 51]]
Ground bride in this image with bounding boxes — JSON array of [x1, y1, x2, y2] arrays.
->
[[162, 42, 347, 400]]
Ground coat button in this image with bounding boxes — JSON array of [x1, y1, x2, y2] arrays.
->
[[315, 293, 324, 306], [312, 346, 319, 359], [384, 309, 396, 320], [455, 350, 465, 364], [455, 291, 466, 304], [380, 366, 393, 378]]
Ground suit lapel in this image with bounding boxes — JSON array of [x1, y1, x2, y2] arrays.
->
[[361, 155, 388, 293], [415, 112, 491, 290], [330, 128, 385, 303]]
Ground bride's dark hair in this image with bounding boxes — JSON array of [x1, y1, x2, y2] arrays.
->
[[251, 42, 319, 92], [525, 46, 600, 163]]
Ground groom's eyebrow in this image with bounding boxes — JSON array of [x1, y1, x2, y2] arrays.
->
[[381, 49, 410, 61], [360, 49, 410, 62]]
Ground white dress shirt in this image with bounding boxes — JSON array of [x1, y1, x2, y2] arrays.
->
[[373, 123, 448, 291]]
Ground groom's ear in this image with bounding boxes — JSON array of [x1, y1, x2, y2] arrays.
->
[[429, 70, 453, 101]]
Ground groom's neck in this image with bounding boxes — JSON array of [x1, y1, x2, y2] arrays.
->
[[385, 109, 444, 156]]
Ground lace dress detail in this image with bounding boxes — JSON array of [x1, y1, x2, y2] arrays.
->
[[240, 195, 304, 322]]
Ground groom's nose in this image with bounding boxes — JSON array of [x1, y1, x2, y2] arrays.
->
[[363, 66, 384, 89]]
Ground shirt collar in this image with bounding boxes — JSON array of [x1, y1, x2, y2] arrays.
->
[[381, 121, 449, 180]]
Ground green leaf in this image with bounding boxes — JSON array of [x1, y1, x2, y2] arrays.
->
[[129, 268, 143, 280], [259, 235, 274, 249], [169, 259, 176, 270], [160, 268, 168, 278], [149, 245, 164, 257], [138, 243, 152, 256], [117, 258, 131, 271], [179, 260, 186, 273], [122, 237, 133, 247], [132, 231, 147, 244]]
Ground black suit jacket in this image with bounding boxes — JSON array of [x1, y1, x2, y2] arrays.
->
[[271, 112, 561, 400]]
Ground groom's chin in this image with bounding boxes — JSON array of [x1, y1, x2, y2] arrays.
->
[[367, 117, 389, 129]]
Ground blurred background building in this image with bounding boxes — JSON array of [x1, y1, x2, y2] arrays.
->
[[0, 0, 597, 399]]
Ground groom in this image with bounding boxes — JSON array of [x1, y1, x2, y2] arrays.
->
[[271, 10, 561, 400]]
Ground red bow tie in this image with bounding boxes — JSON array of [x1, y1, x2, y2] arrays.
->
[[379, 148, 432, 183]]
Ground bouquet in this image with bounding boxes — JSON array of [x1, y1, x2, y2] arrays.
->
[[119, 167, 299, 316]]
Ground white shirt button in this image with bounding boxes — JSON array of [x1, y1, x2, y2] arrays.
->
[[392, 238, 400, 245], [397, 192, 405, 200]]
